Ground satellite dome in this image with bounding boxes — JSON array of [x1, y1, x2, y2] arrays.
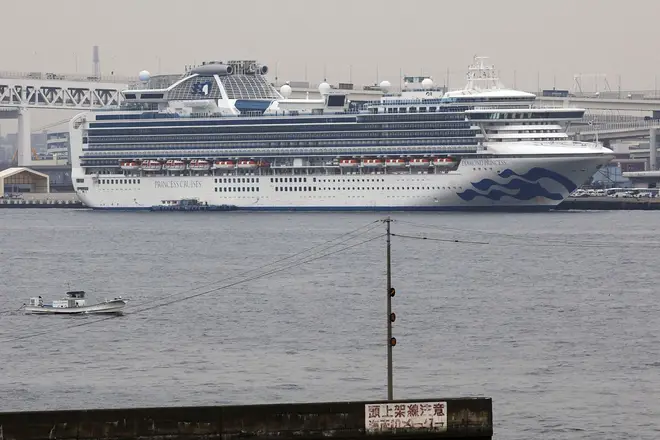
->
[[318, 82, 331, 95], [138, 70, 151, 82], [280, 84, 292, 98], [379, 80, 392, 91], [421, 78, 433, 89]]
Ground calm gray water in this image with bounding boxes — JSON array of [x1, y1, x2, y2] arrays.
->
[[1, 209, 659, 439]]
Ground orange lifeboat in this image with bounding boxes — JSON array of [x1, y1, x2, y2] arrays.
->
[[409, 158, 431, 167], [237, 160, 258, 169], [362, 158, 383, 167], [339, 159, 359, 167], [433, 157, 456, 167], [120, 161, 139, 171], [189, 159, 211, 171], [385, 158, 406, 167], [141, 160, 162, 171], [163, 159, 186, 171], [213, 160, 235, 170]]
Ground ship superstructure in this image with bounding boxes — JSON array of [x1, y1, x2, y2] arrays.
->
[[69, 57, 614, 211]]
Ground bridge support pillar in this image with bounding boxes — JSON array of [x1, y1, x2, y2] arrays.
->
[[650, 128, 658, 171], [17, 107, 31, 167]]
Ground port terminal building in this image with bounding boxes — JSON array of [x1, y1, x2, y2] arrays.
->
[[0, 167, 49, 194]]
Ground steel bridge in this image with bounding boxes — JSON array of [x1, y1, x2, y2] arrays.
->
[[0, 70, 132, 166]]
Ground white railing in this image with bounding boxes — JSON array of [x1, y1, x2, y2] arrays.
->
[[80, 145, 480, 158], [571, 120, 660, 134]]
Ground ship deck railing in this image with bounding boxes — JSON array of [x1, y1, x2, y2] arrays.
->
[[79, 145, 482, 159]]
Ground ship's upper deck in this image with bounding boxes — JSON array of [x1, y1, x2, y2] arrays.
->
[[116, 56, 563, 120]]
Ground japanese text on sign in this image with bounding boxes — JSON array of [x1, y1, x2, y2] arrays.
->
[[364, 401, 447, 432]]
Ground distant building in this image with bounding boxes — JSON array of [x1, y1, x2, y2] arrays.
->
[[45, 131, 70, 162]]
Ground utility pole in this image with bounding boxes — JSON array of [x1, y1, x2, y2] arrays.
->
[[385, 217, 395, 401]]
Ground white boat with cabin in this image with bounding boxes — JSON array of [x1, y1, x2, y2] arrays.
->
[[24, 290, 127, 315]]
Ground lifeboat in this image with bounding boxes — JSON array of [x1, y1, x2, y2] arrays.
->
[[213, 160, 235, 170], [163, 159, 186, 172], [362, 158, 383, 167], [120, 161, 139, 171], [433, 157, 457, 168], [141, 160, 162, 171], [385, 158, 406, 167], [237, 160, 258, 169], [189, 159, 211, 171], [339, 159, 359, 167], [409, 158, 431, 167]]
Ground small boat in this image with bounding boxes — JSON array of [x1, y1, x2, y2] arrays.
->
[[213, 160, 235, 170], [410, 158, 431, 167], [24, 291, 127, 315], [362, 158, 383, 167], [433, 157, 457, 168], [339, 159, 359, 167], [385, 158, 406, 167], [120, 161, 139, 171], [189, 159, 211, 171], [163, 159, 186, 172], [150, 198, 238, 212], [237, 160, 258, 169], [141, 160, 162, 171]]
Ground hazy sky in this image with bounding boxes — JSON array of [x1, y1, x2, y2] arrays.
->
[[2, 0, 660, 132]]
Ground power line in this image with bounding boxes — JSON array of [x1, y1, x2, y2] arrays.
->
[[0, 232, 385, 343], [391, 233, 489, 245], [127, 219, 383, 309], [394, 219, 660, 248]]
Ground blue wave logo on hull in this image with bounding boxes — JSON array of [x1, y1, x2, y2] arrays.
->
[[457, 167, 577, 202]]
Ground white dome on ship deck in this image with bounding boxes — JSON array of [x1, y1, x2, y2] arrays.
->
[[280, 84, 292, 98], [318, 82, 331, 96], [379, 80, 391, 91], [422, 78, 433, 89], [138, 70, 151, 82]]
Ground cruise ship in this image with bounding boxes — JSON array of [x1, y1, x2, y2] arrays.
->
[[69, 57, 614, 211]]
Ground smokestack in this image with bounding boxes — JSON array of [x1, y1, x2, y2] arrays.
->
[[93, 46, 100, 78]]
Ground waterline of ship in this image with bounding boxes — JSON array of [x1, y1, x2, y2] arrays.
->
[[69, 57, 614, 211]]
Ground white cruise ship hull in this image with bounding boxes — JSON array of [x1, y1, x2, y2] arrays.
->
[[72, 153, 612, 212]]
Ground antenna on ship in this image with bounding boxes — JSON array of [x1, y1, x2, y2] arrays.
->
[[465, 55, 503, 91]]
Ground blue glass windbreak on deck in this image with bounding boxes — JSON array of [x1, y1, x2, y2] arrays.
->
[[233, 100, 273, 114]]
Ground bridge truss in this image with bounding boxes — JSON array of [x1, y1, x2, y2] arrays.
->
[[0, 74, 129, 109], [0, 71, 133, 166]]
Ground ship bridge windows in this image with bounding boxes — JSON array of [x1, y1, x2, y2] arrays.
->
[[468, 110, 584, 120]]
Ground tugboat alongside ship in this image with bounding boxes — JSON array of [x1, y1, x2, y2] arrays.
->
[[150, 198, 237, 211]]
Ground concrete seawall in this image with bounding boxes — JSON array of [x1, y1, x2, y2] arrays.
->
[[0, 192, 84, 208], [555, 196, 660, 210], [4, 194, 658, 211], [0, 398, 493, 440]]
